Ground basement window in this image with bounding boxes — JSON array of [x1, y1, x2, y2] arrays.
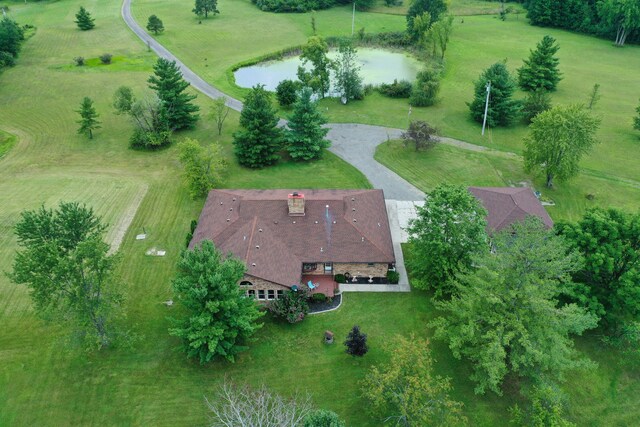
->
[[257, 290, 265, 300], [303, 263, 317, 271]]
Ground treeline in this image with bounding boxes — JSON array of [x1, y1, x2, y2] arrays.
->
[[0, 17, 26, 72], [253, 0, 373, 14], [523, 0, 640, 45]]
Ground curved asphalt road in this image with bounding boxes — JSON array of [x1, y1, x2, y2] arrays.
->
[[121, 0, 424, 201]]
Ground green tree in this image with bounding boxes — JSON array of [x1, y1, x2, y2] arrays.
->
[[304, 410, 346, 427], [0, 17, 25, 60], [344, 325, 368, 357], [523, 104, 600, 188], [332, 39, 363, 103], [362, 336, 467, 426], [148, 58, 199, 131], [146, 15, 164, 35], [286, 87, 330, 161], [210, 97, 230, 136], [267, 286, 310, 323], [74, 6, 95, 31], [521, 89, 552, 123], [232, 84, 283, 168], [177, 138, 226, 199], [427, 15, 454, 60], [407, 0, 448, 40], [401, 120, 439, 151], [409, 11, 433, 43], [193, 0, 219, 18], [598, 0, 640, 47], [112, 86, 136, 115], [634, 99, 640, 133], [517, 35, 562, 92], [410, 68, 441, 107], [276, 79, 300, 108], [468, 62, 520, 127], [169, 240, 263, 363], [297, 36, 332, 99], [431, 218, 598, 395], [510, 384, 576, 427], [128, 97, 172, 149], [407, 184, 487, 295], [10, 202, 124, 350], [556, 208, 640, 329], [76, 96, 101, 139]]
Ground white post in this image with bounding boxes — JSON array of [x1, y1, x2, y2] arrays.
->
[[481, 81, 491, 136], [352, 2, 355, 36]]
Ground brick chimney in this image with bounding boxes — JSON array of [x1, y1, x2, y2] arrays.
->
[[288, 192, 305, 216]]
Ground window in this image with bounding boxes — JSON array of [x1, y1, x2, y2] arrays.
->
[[277, 290, 284, 299], [257, 290, 265, 300], [267, 290, 275, 300], [367, 263, 374, 267], [240, 280, 253, 286], [324, 263, 333, 272], [247, 290, 256, 299], [303, 263, 317, 271]]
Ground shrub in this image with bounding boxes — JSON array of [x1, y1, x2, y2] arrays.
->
[[334, 273, 346, 283], [73, 56, 85, 66], [275, 79, 300, 108], [185, 219, 198, 248], [362, 84, 375, 96], [0, 51, 15, 67], [378, 79, 412, 98], [410, 69, 441, 107], [311, 293, 327, 302], [522, 89, 552, 124], [387, 270, 400, 284], [268, 287, 310, 323], [99, 53, 112, 64], [129, 127, 172, 150]]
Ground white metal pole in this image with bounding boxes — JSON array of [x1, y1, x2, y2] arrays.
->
[[481, 81, 491, 136]]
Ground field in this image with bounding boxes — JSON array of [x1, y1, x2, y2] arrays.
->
[[2, 0, 640, 425]]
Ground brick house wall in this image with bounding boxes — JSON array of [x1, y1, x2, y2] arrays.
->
[[239, 275, 290, 303]]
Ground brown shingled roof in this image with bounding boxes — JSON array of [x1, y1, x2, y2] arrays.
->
[[190, 189, 395, 288], [469, 187, 554, 232]]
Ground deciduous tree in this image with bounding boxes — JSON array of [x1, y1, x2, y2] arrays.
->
[[146, 14, 164, 35], [345, 325, 368, 357], [177, 138, 226, 199], [431, 218, 598, 395], [74, 6, 95, 31], [304, 409, 346, 427], [410, 68, 441, 107], [407, 184, 487, 295], [598, 0, 640, 47], [76, 96, 101, 139], [210, 97, 230, 136], [276, 79, 300, 108], [232, 84, 283, 168], [333, 39, 363, 103], [11, 202, 124, 350], [112, 86, 136, 115], [468, 62, 520, 127], [362, 336, 467, 426], [427, 15, 454, 60], [286, 87, 330, 161], [148, 58, 199, 130], [401, 120, 438, 151], [193, 0, 219, 18], [128, 97, 172, 149], [517, 35, 562, 92], [523, 104, 600, 188], [169, 240, 263, 363], [407, 0, 448, 40], [297, 36, 332, 99], [0, 17, 24, 61]]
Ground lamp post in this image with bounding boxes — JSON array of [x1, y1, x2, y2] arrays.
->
[[481, 81, 491, 136]]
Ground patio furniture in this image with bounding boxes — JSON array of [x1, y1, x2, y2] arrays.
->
[[307, 280, 317, 290]]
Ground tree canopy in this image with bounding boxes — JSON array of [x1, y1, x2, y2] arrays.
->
[[517, 35, 562, 92], [146, 15, 164, 35], [407, 0, 448, 40], [297, 36, 332, 99], [401, 120, 439, 151], [468, 62, 520, 127], [177, 137, 226, 199], [431, 218, 598, 395], [523, 104, 600, 188], [286, 87, 330, 161], [344, 325, 368, 357], [193, 0, 219, 18], [0, 17, 24, 66], [74, 6, 95, 31], [407, 184, 487, 295], [169, 240, 263, 363], [332, 39, 363, 103], [76, 96, 101, 139], [233, 84, 283, 168], [148, 58, 199, 131]]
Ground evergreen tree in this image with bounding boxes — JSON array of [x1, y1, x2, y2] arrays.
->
[[146, 15, 164, 35], [286, 87, 330, 161], [148, 58, 199, 131], [344, 325, 368, 357], [276, 79, 300, 108], [169, 240, 264, 364], [304, 410, 346, 427], [76, 97, 101, 139], [332, 39, 363, 103], [233, 84, 283, 168], [522, 89, 552, 123], [193, 0, 219, 18], [468, 62, 520, 127], [74, 7, 95, 31], [518, 35, 562, 92]]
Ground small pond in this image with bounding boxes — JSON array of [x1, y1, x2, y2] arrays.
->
[[234, 48, 422, 92]]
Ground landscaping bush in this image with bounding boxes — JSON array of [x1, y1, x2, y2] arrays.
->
[[268, 287, 309, 323], [334, 273, 346, 283], [378, 79, 412, 98], [387, 270, 400, 284], [275, 79, 300, 108], [311, 293, 327, 302], [99, 53, 112, 64], [129, 127, 172, 150], [185, 219, 198, 248], [73, 56, 85, 66]]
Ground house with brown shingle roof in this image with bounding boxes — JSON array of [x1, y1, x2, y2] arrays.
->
[[189, 189, 396, 301], [469, 187, 554, 232]]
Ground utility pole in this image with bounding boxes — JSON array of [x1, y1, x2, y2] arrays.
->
[[352, 2, 355, 36], [481, 81, 491, 136]]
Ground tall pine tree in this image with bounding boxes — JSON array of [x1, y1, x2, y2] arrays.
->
[[518, 35, 562, 92], [76, 97, 101, 139], [74, 7, 95, 31], [233, 85, 283, 168], [286, 87, 330, 161], [148, 58, 199, 131], [468, 62, 519, 127]]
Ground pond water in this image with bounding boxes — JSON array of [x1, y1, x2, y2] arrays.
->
[[234, 48, 422, 92]]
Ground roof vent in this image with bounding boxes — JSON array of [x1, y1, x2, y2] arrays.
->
[[353, 219, 357, 223], [320, 247, 323, 252], [333, 221, 337, 224], [251, 263, 256, 267], [256, 245, 259, 249], [293, 220, 296, 224], [351, 197, 355, 201], [314, 220, 318, 224], [361, 237, 365, 242], [352, 208, 356, 211], [220, 202, 223, 205], [226, 218, 230, 222], [378, 222, 381, 227], [258, 228, 263, 232], [232, 198, 236, 201], [229, 208, 233, 211], [274, 220, 278, 224]]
